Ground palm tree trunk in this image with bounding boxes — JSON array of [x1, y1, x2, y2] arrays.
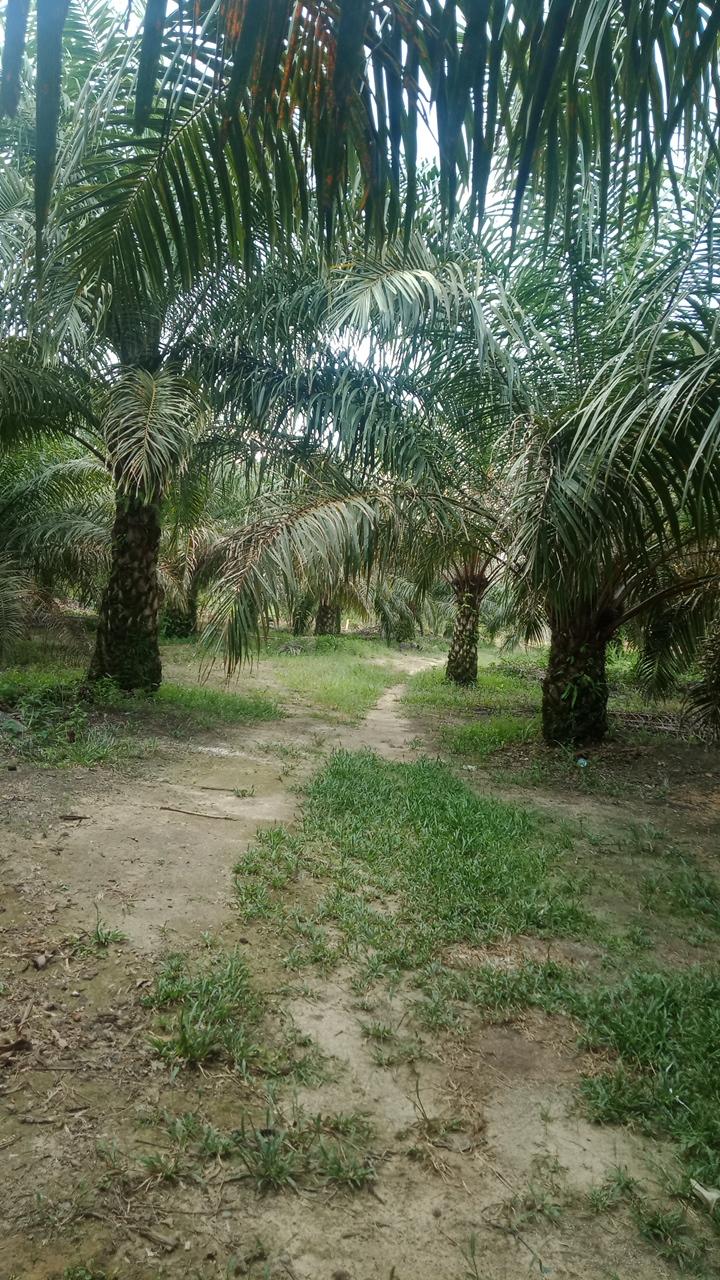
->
[[446, 583, 483, 685], [688, 608, 720, 740], [542, 626, 609, 745], [315, 599, 341, 636], [88, 491, 162, 691]]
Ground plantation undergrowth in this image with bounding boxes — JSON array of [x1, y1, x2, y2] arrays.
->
[[235, 746, 720, 1221]]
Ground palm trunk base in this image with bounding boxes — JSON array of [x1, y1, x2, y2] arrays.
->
[[542, 630, 608, 745], [315, 601, 341, 636], [89, 494, 162, 692]]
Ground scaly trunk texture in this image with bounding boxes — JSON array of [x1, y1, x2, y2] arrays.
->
[[89, 492, 162, 691], [315, 599, 341, 636], [446, 583, 483, 685], [542, 626, 609, 745]]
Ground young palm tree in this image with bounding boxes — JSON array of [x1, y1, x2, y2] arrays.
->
[[0, 438, 112, 650]]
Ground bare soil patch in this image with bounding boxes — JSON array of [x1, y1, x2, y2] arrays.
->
[[1, 647, 717, 1280]]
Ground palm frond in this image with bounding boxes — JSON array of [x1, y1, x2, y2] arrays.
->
[[0, 554, 29, 655], [201, 486, 388, 671], [102, 367, 205, 497]]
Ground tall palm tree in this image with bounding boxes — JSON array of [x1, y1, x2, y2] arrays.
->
[[5, 4, 720, 694]]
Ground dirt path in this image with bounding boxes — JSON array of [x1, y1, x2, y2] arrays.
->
[[0, 659, 687, 1280]]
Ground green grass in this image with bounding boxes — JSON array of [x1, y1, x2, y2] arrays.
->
[[0, 666, 280, 766], [403, 651, 693, 792], [69, 912, 127, 957], [267, 638, 399, 719], [442, 713, 538, 757], [403, 661, 541, 714], [235, 750, 591, 972], [0, 665, 82, 703], [577, 968, 720, 1187], [138, 1101, 377, 1195], [143, 949, 324, 1082], [95, 678, 280, 728], [153, 681, 280, 725], [418, 957, 720, 1190], [635, 1204, 708, 1271], [641, 861, 720, 930], [144, 949, 266, 1071], [587, 1166, 641, 1213], [0, 668, 149, 767], [234, 747, 720, 1197]]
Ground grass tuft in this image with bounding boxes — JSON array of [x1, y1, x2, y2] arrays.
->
[[441, 713, 538, 757], [144, 950, 265, 1071], [146, 1101, 376, 1195]]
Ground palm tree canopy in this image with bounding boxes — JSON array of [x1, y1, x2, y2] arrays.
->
[[2, 1, 719, 268]]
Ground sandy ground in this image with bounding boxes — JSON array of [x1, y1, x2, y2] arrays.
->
[[0, 654, 709, 1280]]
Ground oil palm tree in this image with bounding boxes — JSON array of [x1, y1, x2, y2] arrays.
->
[[506, 418, 720, 744], [0, 438, 113, 650], [6, 2, 720, 693]]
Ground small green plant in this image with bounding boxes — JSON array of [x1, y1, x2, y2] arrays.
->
[[461, 1233, 484, 1280], [624, 823, 670, 857], [370, 1035, 426, 1068], [145, 950, 265, 1072], [360, 1021, 395, 1043], [138, 1151, 183, 1182], [511, 1184, 565, 1227], [70, 911, 126, 957], [635, 1204, 707, 1271], [588, 1166, 641, 1213], [314, 1141, 375, 1189]]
